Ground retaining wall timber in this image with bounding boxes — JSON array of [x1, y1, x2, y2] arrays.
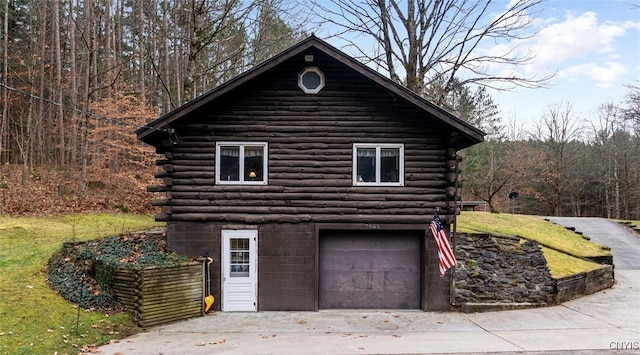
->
[[554, 265, 614, 303], [108, 262, 203, 327]]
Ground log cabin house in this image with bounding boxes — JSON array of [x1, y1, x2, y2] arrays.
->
[[136, 35, 484, 312]]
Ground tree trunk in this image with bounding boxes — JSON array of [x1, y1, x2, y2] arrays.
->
[[0, 0, 8, 165], [174, 5, 182, 104], [149, 0, 158, 107], [69, 0, 79, 166], [36, 1, 47, 167], [162, 0, 171, 111], [80, 0, 96, 193], [137, 0, 145, 101], [53, 0, 65, 168], [105, 0, 113, 99]]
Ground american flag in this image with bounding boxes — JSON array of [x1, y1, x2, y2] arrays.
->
[[429, 211, 457, 276]]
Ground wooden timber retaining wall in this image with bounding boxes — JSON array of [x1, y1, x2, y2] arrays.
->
[[109, 262, 203, 327], [554, 265, 614, 304]]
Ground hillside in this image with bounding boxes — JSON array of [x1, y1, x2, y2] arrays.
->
[[0, 163, 157, 216], [457, 212, 612, 278]]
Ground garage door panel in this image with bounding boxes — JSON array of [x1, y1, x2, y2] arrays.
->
[[385, 271, 417, 289], [352, 271, 402, 290], [322, 273, 353, 290], [321, 253, 350, 270], [319, 231, 421, 309], [322, 290, 419, 309], [350, 250, 415, 269]]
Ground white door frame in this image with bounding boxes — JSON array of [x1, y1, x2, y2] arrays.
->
[[221, 229, 258, 311]]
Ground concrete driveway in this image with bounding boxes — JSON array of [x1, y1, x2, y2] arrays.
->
[[96, 217, 640, 355]]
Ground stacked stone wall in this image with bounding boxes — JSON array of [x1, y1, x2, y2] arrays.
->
[[454, 233, 615, 312], [454, 233, 556, 310]]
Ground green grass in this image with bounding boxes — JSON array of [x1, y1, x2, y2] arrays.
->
[[0, 213, 163, 355], [540, 247, 606, 278], [618, 220, 640, 229], [457, 212, 611, 278]]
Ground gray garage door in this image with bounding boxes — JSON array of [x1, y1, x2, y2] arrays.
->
[[319, 230, 421, 309]]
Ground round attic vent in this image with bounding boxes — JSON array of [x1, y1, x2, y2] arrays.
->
[[298, 67, 325, 94]]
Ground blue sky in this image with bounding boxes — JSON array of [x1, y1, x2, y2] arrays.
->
[[488, 0, 640, 133]]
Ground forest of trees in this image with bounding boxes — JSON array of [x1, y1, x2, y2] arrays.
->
[[0, 0, 638, 219]]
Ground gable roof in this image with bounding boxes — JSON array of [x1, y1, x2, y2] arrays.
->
[[137, 35, 485, 148]]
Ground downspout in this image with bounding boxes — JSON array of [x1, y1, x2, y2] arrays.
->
[[450, 153, 462, 309]]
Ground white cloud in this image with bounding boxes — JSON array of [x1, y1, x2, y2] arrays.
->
[[478, 10, 638, 86], [557, 61, 628, 88], [623, 20, 640, 31], [530, 12, 626, 67], [456, 6, 639, 95], [475, 11, 627, 74]]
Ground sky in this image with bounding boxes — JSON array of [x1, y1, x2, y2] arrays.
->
[[485, 0, 640, 134], [315, 0, 640, 136]]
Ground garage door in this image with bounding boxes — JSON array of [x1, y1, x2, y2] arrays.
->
[[319, 230, 421, 309]]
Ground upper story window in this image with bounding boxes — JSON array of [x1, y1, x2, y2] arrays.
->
[[298, 67, 325, 94], [216, 142, 268, 185], [353, 143, 404, 186]]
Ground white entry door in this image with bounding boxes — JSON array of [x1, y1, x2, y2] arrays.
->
[[222, 230, 257, 311]]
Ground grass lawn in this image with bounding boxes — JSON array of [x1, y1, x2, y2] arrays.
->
[[457, 212, 611, 278], [0, 213, 163, 355], [618, 219, 640, 229]]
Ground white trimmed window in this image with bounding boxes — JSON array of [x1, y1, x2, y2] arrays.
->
[[298, 67, 325, 94], [353, 143, 404, 186], [216, 142, 268, 185]]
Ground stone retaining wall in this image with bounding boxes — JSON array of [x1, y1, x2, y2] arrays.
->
[[454, 233, 614, 312], [454, 234, 556, 311]]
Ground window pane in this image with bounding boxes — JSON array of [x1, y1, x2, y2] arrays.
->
[[380, 148, 400, 183], [230, 238, 250, 277], [244, 146, 264, 181], [220, 146, 240, 181], [302, 71, 321, 90], [356, 148, 376, 182]]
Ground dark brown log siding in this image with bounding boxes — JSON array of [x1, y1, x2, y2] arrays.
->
[[155, 49, 459, 225]]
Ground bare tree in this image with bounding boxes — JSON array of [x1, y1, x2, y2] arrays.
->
[[531, 101, 583, 216], [624, 83, 640, 134], [36, 0, 48, 166], [250, 0, 308, 64], [53, 0, 64, 167], [182, 0, 255, 102], [68, 0, 79, 166], [459, 87, 508, 212], [311, 0, 550, 104], [589, 103, 622, 218], [0, 0, 8, 165], [463, 140, 511, 212]]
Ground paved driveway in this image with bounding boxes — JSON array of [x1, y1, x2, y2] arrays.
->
[[96, 217, 640, 355], [546, 217, 640, 270]]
